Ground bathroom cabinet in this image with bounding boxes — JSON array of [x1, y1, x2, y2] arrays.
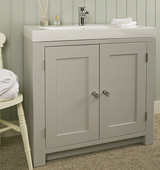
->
[[24, 32, 155, 167]]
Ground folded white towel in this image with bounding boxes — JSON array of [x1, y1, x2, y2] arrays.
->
[[111, 17, 132, 25], [113, 21, 137, 27], [0, 69, 19, 102], [111, 17, 137, 27]]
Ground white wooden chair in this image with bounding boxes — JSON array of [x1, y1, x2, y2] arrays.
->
[[0, 33, 33, 170]]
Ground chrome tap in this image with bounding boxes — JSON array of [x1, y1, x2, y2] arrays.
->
[[78, 6, 89, 26]]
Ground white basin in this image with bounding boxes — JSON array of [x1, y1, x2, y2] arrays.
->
[[24, 24, 156, 42], [39, 25, 113, 30], [39, 25, 84, 30]]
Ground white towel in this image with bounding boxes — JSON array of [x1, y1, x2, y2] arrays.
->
[[111, 17, 132, 25], [111, 17, 137, 27], [0, 69, 19, 102]]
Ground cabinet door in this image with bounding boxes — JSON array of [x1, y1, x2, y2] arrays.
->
[[100, 42, 146, 139], [45, 45, 99, 148]]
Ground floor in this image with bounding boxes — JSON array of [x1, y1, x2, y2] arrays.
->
[[0, 114, 160, 170]]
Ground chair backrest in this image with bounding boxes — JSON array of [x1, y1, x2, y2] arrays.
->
[[0, 33, 6, 69]]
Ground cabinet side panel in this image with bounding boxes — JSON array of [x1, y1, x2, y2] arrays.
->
[[33, 43, 46, 166], [144, 38, 155, 145], [25, 39, 46, 167], [24, 37, 34, 160]]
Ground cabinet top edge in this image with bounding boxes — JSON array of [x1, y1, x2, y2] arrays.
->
[[24, 25, 156, 42]]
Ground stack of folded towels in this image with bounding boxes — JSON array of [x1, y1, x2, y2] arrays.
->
[[0, 69, 19, 102], [111, 17, 137, 27]]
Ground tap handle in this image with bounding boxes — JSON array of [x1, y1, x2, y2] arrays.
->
[[79, 6, 88, 11], [79, 6, 85, 11], [85, 11, 89, 15]]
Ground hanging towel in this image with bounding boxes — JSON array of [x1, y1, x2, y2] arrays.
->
[[111, 17, 137, 27], [0, 69, 19, 102]]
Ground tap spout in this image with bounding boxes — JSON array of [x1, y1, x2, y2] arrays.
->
[[78, 6, 89, 26]]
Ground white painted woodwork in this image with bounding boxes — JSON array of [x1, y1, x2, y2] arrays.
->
[[0, 119, 20, 133], [0, 33, 6, 69], [85, 0, 95, 24], [147, 0, 156, 27], [11, 0, 24, 120], [137, 0, 146, 26], [0, 33, 6, 145], [0, 0, 11, 71], [0, 33, 33, 170], [106, 0, 116, 24], [62, 0, 73, 25], [95, 0, 105, 24], [100, 43, 146, 139], [127, 0, 136, 21], [0, 94, 23, 109], [1, 120, 20, 137], [17, 103, 33, 170], [45, 45, 99, 148], [117, 0, 127, 19]]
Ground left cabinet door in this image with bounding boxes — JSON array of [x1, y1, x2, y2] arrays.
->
[[45, 45, 99, 149]]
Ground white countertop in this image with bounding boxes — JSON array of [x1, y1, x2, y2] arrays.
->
[[24, 24, 156, 42]]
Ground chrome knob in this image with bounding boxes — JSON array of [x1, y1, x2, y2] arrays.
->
[[102, 90, 109, 96], [92, 91, 99, 98]]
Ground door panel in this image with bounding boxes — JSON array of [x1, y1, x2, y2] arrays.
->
[[45, 45, 99, 148], [100, 42, 146, 139], [109, 54, 137, 126], [56, 57, 89, 135]]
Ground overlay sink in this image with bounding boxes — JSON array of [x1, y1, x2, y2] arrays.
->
[[39, 25, 113, 30], [24, 24, 156, 42]]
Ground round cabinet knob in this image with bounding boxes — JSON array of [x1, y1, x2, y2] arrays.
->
[[92, 91, 99, 98], [102, 90, 109, 96]]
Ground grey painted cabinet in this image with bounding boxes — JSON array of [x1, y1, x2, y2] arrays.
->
[[24, 37, 155, 167], [45, 43, 147, 147], [45, 45, 99, 148], [100, 43, 146, 139]]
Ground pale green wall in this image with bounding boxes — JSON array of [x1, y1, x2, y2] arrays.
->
[[0, 0, 159, 121]]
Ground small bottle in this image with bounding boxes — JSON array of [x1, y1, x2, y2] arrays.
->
[[40, 16, 48, 27], [54, 15, 60, 26]]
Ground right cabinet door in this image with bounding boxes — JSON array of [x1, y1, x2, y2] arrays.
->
[[100, 42, 147, 139]]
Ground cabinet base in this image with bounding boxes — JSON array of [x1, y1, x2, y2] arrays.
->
[[47, 137, 143, 161]]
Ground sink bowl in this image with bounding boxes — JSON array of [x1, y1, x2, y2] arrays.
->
[[39, 25, 113, 31], [24, 24, 156, 42], [39, 25, 85, 30]]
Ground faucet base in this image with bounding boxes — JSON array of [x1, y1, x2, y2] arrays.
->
[[78, 6, 89, 26]]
